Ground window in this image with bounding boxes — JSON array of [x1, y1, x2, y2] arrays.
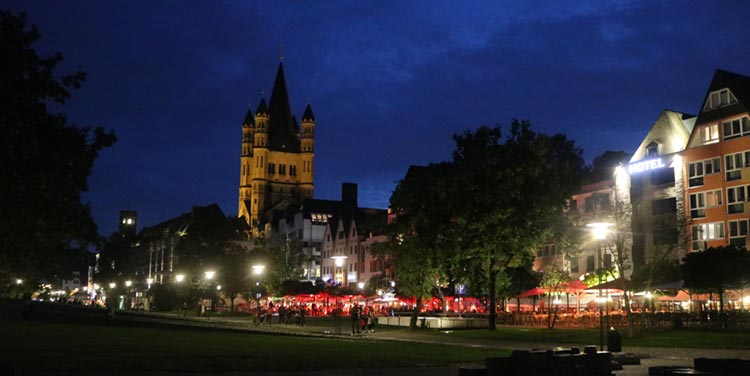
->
[[729, 219, 749, 247], [279, 164, 286, 175], [290, 165, 297, 176], [570, 259, 579, 273], [722, 117, 750, 139], [688, 158, 721, 187], [704, 88, 738, 111], [584, 197, 594, 213], [652, 198, 677, 215], [727, 185, 748, 214], [586, 256, 595, 272], [338, 231, 344, 240], [724, 151, 750, 181], [689, 192, 706, 218], [568, 199, 578, 212], [604, 254, 612, 269], [646, 142, 659, 158], [267, 163, 275, 174], [691, 222, 725, 251], [699, 124, 720, 145]]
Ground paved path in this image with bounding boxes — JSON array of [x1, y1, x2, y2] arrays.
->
[[111, 312, 749, 375]]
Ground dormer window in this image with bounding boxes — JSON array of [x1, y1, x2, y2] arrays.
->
[[646, 142, 659, 158], [703, 88, 738, 111]]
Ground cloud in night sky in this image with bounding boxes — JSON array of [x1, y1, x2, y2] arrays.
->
[[6, 0, 750, 236]]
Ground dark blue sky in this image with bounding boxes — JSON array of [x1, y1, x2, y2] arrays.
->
[[7, 1, 750, 236]]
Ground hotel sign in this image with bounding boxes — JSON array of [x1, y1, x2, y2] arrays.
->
[[628, 157, 667, 174]]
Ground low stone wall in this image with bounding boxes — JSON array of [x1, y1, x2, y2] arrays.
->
[[379, 315, 489, 329]]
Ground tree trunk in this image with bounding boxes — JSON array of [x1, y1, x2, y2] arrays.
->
[[230, 294, 235, 312], [488, 259, 497, 330], [623, 291, 633, 337], [410, 295, 422, 330]]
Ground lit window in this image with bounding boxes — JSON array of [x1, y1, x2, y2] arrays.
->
[[699, 124, 720, 145], [691, 222, 725, 251]]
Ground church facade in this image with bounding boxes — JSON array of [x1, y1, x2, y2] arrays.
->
[[238, 62, 315, 231]]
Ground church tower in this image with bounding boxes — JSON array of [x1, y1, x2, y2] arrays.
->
[[238, 62, 315, 230]]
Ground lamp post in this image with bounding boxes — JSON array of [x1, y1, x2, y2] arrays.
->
[[587, 222, 613, 351], [15, 278, 23, 299], [251, 264, 265, 310], [175, 273, 186, 316]]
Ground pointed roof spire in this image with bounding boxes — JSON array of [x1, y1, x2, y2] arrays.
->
[[267, 61, 300, 152], [243, 107, 255, 127], [302, 104, 315, 122], [256, 98, 268, 115]]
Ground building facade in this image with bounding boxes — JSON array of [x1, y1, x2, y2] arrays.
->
[[238, 62, 315, 232], [681, 70, 750, 252]]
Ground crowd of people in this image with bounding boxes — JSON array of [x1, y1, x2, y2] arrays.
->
[[349, 305, 377, 334]]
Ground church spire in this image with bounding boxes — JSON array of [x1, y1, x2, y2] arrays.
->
[[268, 62, 292, 131]]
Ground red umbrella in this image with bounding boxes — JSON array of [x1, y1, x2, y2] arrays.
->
[[562, 280, 589, 293], [516, 287, 546, 298]]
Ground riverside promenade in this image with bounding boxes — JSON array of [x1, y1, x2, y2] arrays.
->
[[105, 311, 750, 376]]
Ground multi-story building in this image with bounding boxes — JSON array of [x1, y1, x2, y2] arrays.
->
[[618, 110, 694, 271], [320, 185, 387, 288], [238, 62, 315, 233], [681, 70, 750, 251], [275, 183, 359, 282]]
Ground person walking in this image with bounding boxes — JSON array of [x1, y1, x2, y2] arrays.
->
[[350, 304, 360, 334]]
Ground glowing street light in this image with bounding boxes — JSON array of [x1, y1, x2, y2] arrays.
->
[[587, 221, 613, 351], [109, 282, 116, 289], [146, 278, 153, 288], [125, 280, 132, 287], [204, 271, 216, 280], [175, 274, 185, 283], [15, 278, 23, 285], [357, 281, 365, 290], [251, 264, 265, 275]]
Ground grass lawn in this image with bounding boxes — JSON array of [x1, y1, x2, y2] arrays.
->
[[0, 320, 505, 374], [399, 326, 750, 350]]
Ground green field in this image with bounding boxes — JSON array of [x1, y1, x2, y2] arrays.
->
[[0, 320, 504, 374]]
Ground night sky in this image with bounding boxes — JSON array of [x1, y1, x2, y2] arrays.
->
[[6, 1, 750, 237]]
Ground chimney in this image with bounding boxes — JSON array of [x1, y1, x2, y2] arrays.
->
[[341, 183, 358, 208]]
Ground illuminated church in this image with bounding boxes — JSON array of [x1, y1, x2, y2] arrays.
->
[[238, 62, 315, 231]]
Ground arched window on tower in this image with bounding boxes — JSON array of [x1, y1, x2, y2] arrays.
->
[[646, 142, 659, 158]]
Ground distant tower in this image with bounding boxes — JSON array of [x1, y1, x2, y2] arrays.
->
[[238, 62, 315, 230], [119, 210, 137, 239]]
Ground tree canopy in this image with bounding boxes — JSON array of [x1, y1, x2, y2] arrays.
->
[[0, 11, 116, 291], [383, 120, 587, 329], [682, 245, 750, 313]]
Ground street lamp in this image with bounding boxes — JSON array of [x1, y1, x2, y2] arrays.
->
[[251, 264, 265, 276], [587, 222, 613, 351], [15, 278, 23, 299], [125, 280, 132, 287], [109, 282, 116, 289], [332, 255, 347, 286], [146, 278, 153, 289], [175, 274, 185, 283], [204, 271, 216, 280]]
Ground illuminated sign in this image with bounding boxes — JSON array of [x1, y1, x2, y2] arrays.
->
[[628, 158, 667, 174]]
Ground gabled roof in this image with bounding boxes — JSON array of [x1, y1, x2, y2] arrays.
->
[[631, 110, 693, 162], [696, 69, 750, 125], [267, 62, 301, 152]]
